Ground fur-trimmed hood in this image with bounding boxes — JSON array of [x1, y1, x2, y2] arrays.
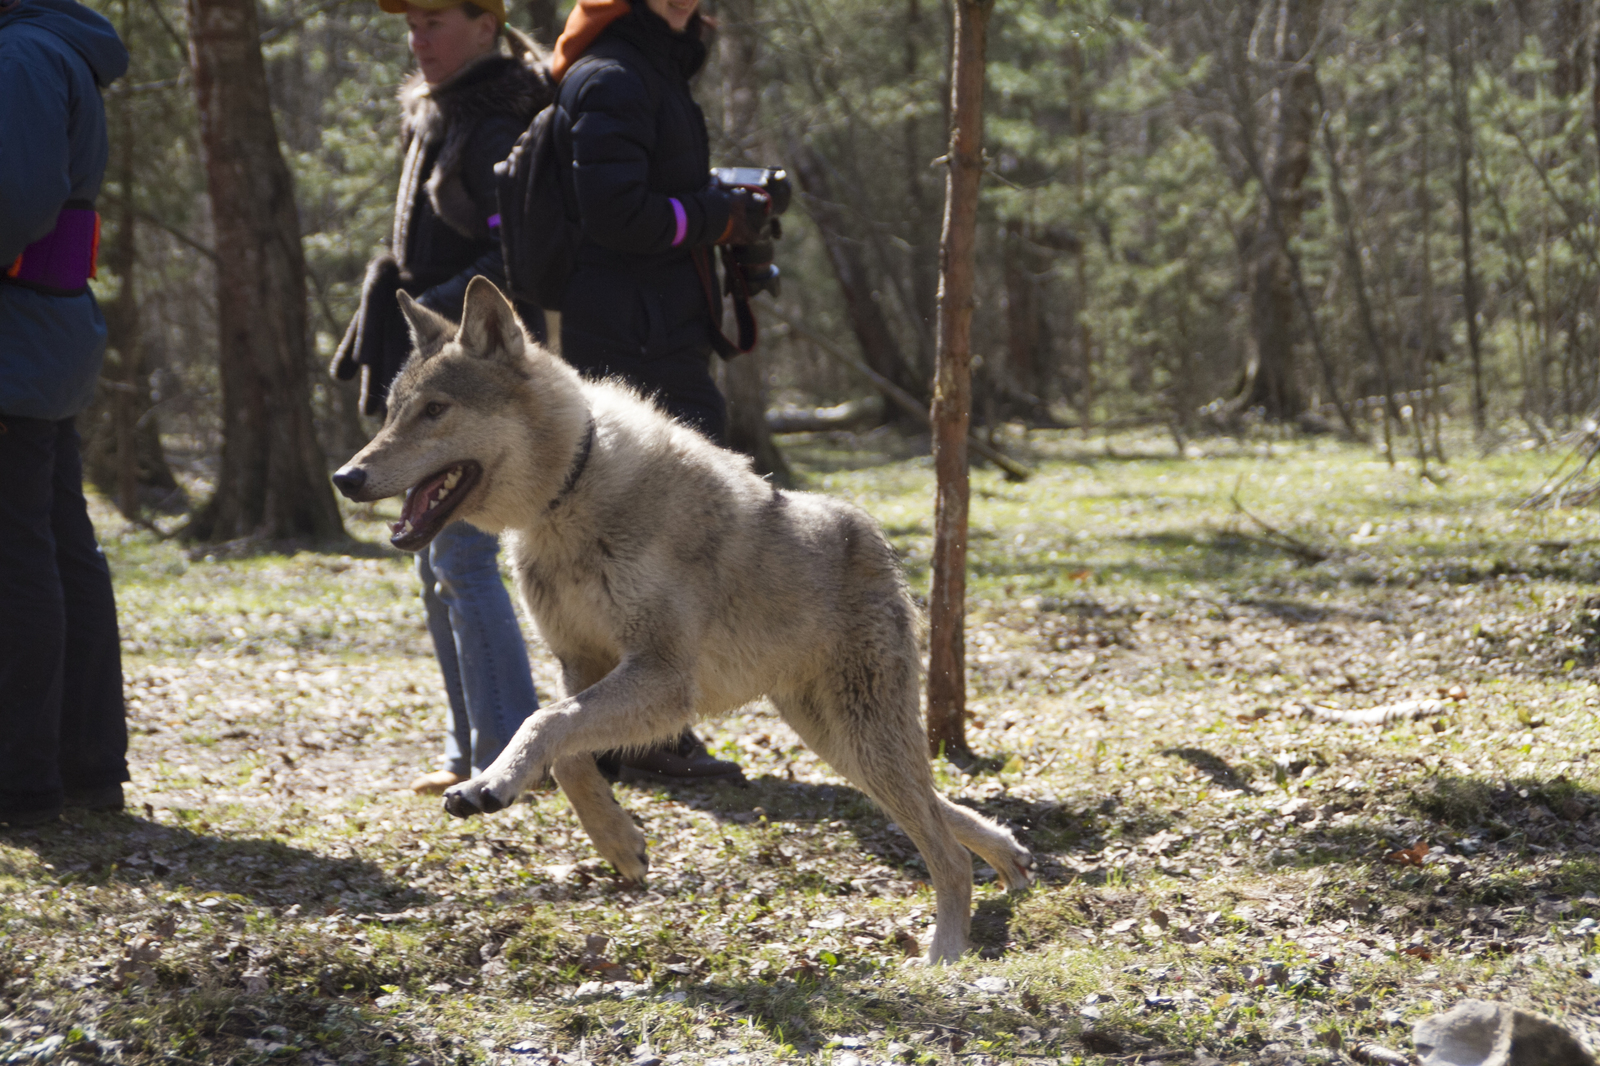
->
[[398, 52, 553, 238]]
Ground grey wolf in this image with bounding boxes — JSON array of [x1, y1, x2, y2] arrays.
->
[[332, 278, 1035, 961]]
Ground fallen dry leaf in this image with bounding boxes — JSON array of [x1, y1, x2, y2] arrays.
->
[[1383, 841, 1430, 867]]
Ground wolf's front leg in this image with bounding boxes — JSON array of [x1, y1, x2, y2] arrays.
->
[[442, 653, 692, 819], [552, 754, 648, 882]]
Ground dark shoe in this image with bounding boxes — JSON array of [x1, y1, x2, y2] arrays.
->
[[617, 732, 746, 786], [63, 783, 125, 811]]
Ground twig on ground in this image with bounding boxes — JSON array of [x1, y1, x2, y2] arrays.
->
[[1522, 418, 1600, 509], [1228, 477, 1331, 563], [1284, 698, 1451, 726]]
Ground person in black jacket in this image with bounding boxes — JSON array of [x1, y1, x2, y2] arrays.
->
[[332, 0, 555, 795], [546, 0, 762, 783]]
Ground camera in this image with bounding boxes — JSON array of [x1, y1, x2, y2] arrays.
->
[[710, 166, 792, 221], [711, 167, 791, 298]]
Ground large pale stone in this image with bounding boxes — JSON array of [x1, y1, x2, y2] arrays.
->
[[1413, 999, 1596, 1066]]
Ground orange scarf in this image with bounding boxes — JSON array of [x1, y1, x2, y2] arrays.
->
[[549, 0, 632, 83]]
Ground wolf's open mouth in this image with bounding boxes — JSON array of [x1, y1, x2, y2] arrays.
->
[[390, 461, 482, 551]]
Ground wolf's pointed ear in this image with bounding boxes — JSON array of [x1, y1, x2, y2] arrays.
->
[[397, 291, 453, 360], [457, 276, 528, 368]]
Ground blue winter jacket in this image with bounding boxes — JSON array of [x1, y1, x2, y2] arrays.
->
[[0, 0, 128, 421]]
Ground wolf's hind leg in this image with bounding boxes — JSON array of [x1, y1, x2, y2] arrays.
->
[[775, 686, 975, 964], [939, 797, 1035, 892], [552, 754, 649, 883]]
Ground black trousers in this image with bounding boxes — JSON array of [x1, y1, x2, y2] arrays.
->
[[0, 415, 128, 815]]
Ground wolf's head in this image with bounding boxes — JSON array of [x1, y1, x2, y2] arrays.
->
[[332, 277, 589, 550]]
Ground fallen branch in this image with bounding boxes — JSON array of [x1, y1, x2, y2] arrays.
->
[[1522, 417, 1600, 510], [767, 396, 883, 434], [1228, 477, 1331, 563], [762, 302, 1031, 482], [1284, 698, 1451, 726]]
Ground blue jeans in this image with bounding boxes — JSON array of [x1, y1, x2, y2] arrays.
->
[[417, 521, 539, 777], [0, 416, 127, 815]]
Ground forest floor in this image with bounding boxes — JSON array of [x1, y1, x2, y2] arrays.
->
[[3, 426, 1600, 1066]]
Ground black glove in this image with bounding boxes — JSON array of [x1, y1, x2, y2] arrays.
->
[[717, 185, 774, 245]]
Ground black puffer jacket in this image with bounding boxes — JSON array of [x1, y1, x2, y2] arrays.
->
[[332, 51, 552, 415], [552, 6, 731, 391]]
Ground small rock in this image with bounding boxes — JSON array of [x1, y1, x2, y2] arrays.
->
[[1413, 998, 1596, 1066], [20, 1035, 66, 1059], [972, 975, 1007, 993]]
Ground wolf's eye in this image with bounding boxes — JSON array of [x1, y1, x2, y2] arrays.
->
[[423, 401, 447, 418]]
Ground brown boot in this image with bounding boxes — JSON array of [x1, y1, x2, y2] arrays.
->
[[617, 731, 746, 786], [409, 770, 464, 795]]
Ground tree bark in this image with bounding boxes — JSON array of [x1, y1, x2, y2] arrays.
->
[[1448, 7, 1487, 435], [927, 0, 992, 764], [717, 0, 791, 485], [184, 0, 343, 542], [902, 0, 939, 380], [788, 142, 926, 424], [84, 0, 181, 518], [1235, 0, 1321, 421], [1000, 219, 1053, 421]]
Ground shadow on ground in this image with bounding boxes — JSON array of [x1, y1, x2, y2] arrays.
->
[[0, 810, 414, 909]]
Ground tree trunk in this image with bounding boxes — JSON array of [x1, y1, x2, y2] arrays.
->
[[1448, 6, 1487, 435], [999, 219, 1053, 421], [717, 0, 791, 485], [84, 0, 182, 518], [788, 142, 926, 424], [902, 0, 939, 380], [927, 0, 992, 764], [184, 0, 343, 542], [1317, 82, 1399, 462], [1236, 0, 1322, 421], [1416, 0, 1443, 468]]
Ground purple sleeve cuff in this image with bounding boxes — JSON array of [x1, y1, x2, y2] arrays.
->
[[669, 198, 688, 247], [487, 213, 502, 231]]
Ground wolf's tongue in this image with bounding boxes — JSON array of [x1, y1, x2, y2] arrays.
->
[[391, 468, 456, 537]]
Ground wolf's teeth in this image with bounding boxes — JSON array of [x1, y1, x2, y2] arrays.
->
[[435, 486, 450, 502], [443, 469, 461, 489]]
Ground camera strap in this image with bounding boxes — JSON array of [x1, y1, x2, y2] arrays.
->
[[692, 245, 757, 359]]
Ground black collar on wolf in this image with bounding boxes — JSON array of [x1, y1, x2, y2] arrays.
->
[[549, 416, 596, 510]]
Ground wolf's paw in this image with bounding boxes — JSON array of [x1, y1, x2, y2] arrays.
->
[[442, 779, 508, 819], [612, 849, 649, 885], [998, 846, 1037, 893]]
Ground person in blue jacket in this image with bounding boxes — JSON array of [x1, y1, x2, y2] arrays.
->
[[0, 0, 132, 826]]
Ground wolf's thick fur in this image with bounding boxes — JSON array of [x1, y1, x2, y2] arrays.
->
[[334, 278, 1034, 962]]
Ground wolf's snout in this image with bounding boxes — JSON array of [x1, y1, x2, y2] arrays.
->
[[331, 467, 367, 499]]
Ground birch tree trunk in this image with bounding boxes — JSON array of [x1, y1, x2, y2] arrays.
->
[[926, 0, 992, 763], [185, 0, 343, 542]]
